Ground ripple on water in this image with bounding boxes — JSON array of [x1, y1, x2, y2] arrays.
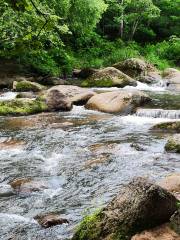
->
[[0, 95, 180, 239]]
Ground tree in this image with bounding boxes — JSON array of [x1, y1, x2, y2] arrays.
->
[[126, 0, 160, 40], [68, 0, 107, 36], [100, 0, 160, 40], [152, 0, 180, 40]]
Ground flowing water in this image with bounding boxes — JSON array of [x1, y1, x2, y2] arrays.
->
[[0, 84, 180, 240]]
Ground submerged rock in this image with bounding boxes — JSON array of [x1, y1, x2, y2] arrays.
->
[[0, 99, 48, 116], [9, 178, 48, 194], [81, 67, 137, 88], [130, 143, 145, 151], [73, 178, 178, 240], [165, 134, 180, 153], [152, 122, 180, 133], [34, 213, 69, 228], [113, 58, 156, 79], [0, 138, 25, 150], [85, 90, 150, 114], [48, 85, 95, 105], [46, 89, 73, 111], [13, 80, 46, 92], [84, 154, 111, 169]]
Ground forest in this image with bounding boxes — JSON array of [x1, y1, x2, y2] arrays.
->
[[0, 0, 180, 76]]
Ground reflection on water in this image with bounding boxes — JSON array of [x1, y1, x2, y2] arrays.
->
[[0, 99, 179, 239]]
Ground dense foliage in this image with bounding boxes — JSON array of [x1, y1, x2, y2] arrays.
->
[[0, 0, 179, 76]]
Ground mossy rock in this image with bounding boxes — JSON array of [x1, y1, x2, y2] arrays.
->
[[81, 67, 137, 88], [73, 178, 178, 240], [73, 210, 102, 240], [165, 134, 180, 153], [0, 99, 48, 116], [81, 78, 114, 88], [13, 80, 46, 92], [113, 58, 156, 78], [152, 122, 180, 133]]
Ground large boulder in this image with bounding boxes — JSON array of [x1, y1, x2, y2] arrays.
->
[[46, 89, 73, 111], [73, 178, 178, 240], [81, 67, 137, 88], [13, 80, 46, 92], [165, 134, 180, 153], [113, 58, 156, 79], [152, 122, 180, 133], [163, 68, 180, 91], [85, 90, 151, 114], [0, 99, 48, 116], [48, 85, 96, 105]]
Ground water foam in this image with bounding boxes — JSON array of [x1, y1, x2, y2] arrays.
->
[[0, 213, 36, 224], [124, 81, 166, 92], [0, 92, 17, 101], [136, 108, 180, 119]]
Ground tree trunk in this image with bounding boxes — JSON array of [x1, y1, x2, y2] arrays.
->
[[130, 19, 139, 40], [118, 0, 124, 39]]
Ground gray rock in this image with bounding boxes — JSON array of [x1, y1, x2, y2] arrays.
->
[[48, 85, 96, 105], [113, 58, 156, 78], [46, 89, 73, 111]]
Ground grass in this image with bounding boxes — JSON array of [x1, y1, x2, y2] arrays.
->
[[73, 210, 102, 240]]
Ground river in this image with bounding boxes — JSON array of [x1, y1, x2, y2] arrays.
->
[[0, 83, 179, 240]]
